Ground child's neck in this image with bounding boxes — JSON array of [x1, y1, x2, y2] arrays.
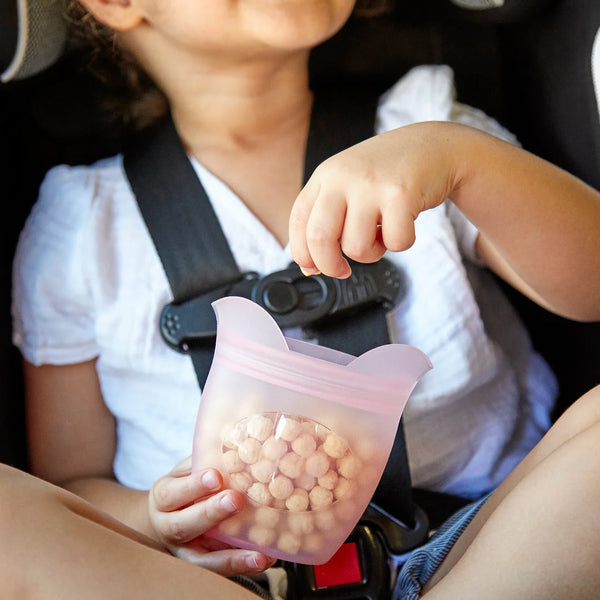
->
[[165, 53, 314, 248], [169, 52, 310, 146]]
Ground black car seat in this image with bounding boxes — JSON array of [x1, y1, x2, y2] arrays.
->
[[1, 0, 598, 489]]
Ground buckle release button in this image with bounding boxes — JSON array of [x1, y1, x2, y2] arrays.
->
[[313, 542, 363, 588], [262, 281, 299, 314]]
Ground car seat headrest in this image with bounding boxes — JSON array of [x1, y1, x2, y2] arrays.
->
[[1, 0, 66, 83]]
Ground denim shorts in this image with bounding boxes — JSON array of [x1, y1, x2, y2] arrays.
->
[[393, 494, 490, 600]]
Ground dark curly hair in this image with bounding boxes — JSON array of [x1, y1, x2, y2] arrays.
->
[[64, 0, 395, 132]]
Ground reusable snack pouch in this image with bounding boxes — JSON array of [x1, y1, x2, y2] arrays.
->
[[192, 296, 431, 565]]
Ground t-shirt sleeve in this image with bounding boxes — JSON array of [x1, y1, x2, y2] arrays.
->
[[375, 64, 519, 264], [12, 165, 100, 365]]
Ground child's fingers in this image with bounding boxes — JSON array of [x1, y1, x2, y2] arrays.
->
[[174, 547, 277, 578], [151, 468, 223, 513], [339, 192, 385, 264], [379, 199, 418, 252], [303, 190, 351, 278], [156, 488, 245, 546], [289, 181, 319, 273], [380, 216, 416, 253]]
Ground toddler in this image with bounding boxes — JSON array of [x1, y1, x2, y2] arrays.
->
[[11, 0, 563, 586]]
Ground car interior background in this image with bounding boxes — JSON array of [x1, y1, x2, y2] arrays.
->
[[1, 0, 599, 532]]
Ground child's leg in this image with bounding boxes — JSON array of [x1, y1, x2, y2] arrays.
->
[[0, 464, 260, 599], [422, 384, 600, 599]]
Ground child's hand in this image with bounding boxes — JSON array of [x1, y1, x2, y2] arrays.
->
[[289, 122, 459, 278], [148, 457, 276, 577]]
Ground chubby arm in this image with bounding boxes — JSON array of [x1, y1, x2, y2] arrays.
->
[[289, 121, 600, 321], [24, 360, 120, 500], [450, 124, 600, 321], [24, 359, 274, 576], [23, 360, 144, 513]]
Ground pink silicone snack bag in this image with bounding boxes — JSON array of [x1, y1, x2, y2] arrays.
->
[[191, 297, 431, 565]]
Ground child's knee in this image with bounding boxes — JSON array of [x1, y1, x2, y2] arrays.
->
[[558, 384, 600, 434]]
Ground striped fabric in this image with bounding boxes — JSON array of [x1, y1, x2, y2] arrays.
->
[[393, 494, 490, 599]]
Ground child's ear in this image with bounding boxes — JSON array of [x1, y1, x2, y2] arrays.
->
[[77, 0, 144, 31]]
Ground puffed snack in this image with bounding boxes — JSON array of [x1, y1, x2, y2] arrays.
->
[[214, 413, 366, 559]]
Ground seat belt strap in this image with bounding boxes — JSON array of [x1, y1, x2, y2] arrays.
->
[[124, 116, 241, 304], [124, 117, 246, 384], [123, 91, 417, 529], [310, 294, 414, 524], [302, 87, 377, 180]]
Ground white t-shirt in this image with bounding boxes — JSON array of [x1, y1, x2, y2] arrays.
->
[[12, 66, 557, 499]]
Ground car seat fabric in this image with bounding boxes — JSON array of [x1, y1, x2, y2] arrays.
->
[[498, 0, 600, 191], [1, 83, 30, 470]]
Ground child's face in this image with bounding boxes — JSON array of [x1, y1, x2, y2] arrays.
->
[[128, 0, 358, 57]]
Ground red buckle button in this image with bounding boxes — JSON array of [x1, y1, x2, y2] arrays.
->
[[313, 543, 363, 588]]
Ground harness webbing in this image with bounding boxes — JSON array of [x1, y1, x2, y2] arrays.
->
[[123, 89, 416, 529]]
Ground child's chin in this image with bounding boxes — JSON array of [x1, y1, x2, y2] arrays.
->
[[245, 1, 354, 50]]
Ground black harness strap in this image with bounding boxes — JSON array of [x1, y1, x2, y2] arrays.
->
[[311, 305, 414, 523], [124, 117, 244, 381], [124, 90, 419, 533], [123, 118, 239, 304]]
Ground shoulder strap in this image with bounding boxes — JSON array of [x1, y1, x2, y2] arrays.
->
[[303, 87, 378, 181], [123, 90, 422, 535], [123, 117, 240, 304]]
